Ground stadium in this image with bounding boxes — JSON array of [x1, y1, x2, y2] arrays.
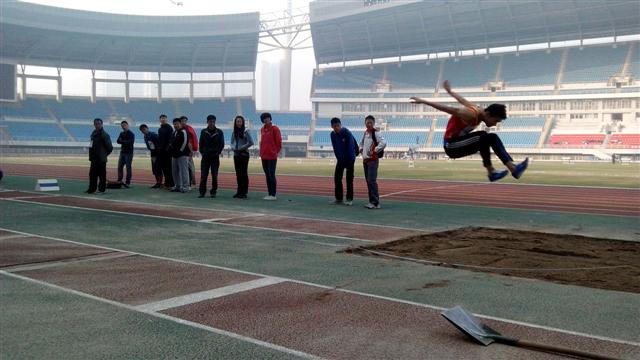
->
[[1, 0, 639, 359]]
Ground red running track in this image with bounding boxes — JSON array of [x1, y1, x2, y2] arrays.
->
[[3, 163, 639, 217]]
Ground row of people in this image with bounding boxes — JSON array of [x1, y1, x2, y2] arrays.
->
[[86, 111, 386, 208], [88, 81, 528, 208], [86, 112, 281, 200]]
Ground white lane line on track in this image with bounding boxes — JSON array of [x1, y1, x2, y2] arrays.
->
[[4, 198, 374, 245], [6, 188, 420, 232], [0, 226, 638, 348], [380, 183, 485, 198], [3, 252, 134, 272], [0, 270, 322, 360], [137, 277, 286, 312], [0, 234, 30, 241]]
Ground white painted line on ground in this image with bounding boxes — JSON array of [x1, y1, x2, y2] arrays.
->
[[12, 188, 424, 232], [137, 277, 286, 312], [6, 199, 370, 246], [0, 234, 30, 241], [0, 270, 322, 360], [198, 218, 232, 222], [1, 226, 638, 348], [9, 167, 640, 190], [380, 183, 485, 198], [0, 195, 57, 200], [3, 252, 134, 273]]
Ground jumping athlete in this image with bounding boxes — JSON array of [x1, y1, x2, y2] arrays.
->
[[410, 80, 528, 182]]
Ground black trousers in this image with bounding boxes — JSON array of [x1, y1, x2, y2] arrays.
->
[[88, 161, 107, 193], [334, 162, 354, 201], [261, 159, 277, 196], [199, 156, 220, 195], [444, 131, 513, 167], [158, 152, 174, 187], [233, 155, 250, 196]]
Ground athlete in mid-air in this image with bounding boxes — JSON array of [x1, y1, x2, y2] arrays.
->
[[410, 80, 528, 182]]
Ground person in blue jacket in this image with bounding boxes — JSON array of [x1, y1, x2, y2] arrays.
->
[[329, 117, 359, 206]]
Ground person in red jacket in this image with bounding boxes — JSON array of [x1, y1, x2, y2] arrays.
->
[[259, 112, 282, 200], [180, 116, 198, 187]]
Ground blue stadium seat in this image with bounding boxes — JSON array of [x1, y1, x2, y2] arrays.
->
[[441, 56, 499, 88], [501, 51, 561, 85], [45, 98, 112, 120], [1, 120, 68, 141], [563, 45, 628, 83], [1, 98, 51, 119]]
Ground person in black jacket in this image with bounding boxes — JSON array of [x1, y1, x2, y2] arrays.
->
[[86, 118, 113, 194], [170, 118, 191, 193], [198, 114, 225, 198], [116, 120, 135, 187], [157, 114, 174, 188], [139, 124, 163, 188]]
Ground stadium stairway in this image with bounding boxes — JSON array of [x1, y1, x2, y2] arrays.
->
[[0, 127, 11, 140], [620, 42, 636, 76], [537, 118, 555, 148], [57, 122, 75, 141], [555, 48, 569, 89]]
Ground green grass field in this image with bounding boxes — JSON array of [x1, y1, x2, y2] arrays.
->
[[2, 155, 639, 188]]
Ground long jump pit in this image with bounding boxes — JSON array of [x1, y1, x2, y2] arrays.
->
[[344, 227, 640, 293]]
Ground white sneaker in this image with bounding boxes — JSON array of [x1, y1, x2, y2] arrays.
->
[[344, 200, 353, 206], [263, 195, 277, 201], [364, 203, 380, 209]]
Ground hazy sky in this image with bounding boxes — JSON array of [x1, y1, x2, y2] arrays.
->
[[20, 0, 316, 111]]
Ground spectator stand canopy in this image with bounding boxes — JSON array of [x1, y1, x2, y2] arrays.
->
[[0, 1, 260, 73], [309, 0, 640, 65], [0, 1, 260, 102]]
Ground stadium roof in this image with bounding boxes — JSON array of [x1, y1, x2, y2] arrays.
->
[[310, 0, 640, 64], [0, 2, 260, 73]]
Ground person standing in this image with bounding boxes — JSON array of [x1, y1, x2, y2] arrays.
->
[[198, 115, 224, 198], [231, 115, 254, 199], [116, 120, 135, 188], [139, 124, 163, 188], [359, 115, 386, 209], [157, 114, 174, 189], [259, 112, 282, 200], [329, 117, 358, 206], [180, 116, 198, 187], [86, 118, 113, 194], [170, 118, 190, 193]]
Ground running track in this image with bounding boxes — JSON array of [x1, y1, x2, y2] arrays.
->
[[3, 163, 639, 217]]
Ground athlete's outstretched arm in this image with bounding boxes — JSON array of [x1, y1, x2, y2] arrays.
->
[[442, 80, 477, 109], [409, 97, 459, 116]]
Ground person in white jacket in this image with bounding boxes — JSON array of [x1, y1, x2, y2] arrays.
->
[[359, 115, 386, 209]]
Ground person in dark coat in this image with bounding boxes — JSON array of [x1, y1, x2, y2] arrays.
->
[[157, 114, 174, 188], [198, 115, 224, 198], [116, 120, 135, 187], [139, 124, 162, 188], [86, 118, 113, 194]]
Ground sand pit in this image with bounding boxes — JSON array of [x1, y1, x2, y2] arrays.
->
[[344, 227, 640, 293]]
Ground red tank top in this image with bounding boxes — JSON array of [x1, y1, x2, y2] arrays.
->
[[443, 107, 481, 142]]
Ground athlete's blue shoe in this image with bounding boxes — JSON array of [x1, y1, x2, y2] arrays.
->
[[488, 170, 509, 182], [512, 157, 529, 179]]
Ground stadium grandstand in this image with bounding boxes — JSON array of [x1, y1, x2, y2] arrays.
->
[[0, 1, 312, 157], [307, 0, 640, 161], [0, 0, 639, 162]]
